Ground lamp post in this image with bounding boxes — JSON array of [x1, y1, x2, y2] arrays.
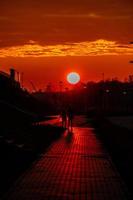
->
[[129, 42, 133, 63]]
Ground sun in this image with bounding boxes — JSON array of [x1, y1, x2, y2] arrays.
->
[[67, 72, 80, 85]]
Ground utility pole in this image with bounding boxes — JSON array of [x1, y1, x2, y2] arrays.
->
[[129, 42, 133, 63]]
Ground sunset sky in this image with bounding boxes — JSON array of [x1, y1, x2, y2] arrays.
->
[[0, 0, 133, 90]]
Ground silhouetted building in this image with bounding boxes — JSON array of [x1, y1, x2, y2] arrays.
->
[[0, 69, 46, 129]]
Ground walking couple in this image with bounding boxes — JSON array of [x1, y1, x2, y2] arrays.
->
[[61, 106, 74, 131]]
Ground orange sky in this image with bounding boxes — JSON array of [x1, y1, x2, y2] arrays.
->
[[0, 0, 133, 90]]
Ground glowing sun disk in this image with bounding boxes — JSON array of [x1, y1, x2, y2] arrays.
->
[[67, 72, 80, 84]]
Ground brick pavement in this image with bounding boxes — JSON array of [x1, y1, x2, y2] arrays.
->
[[3, 127, 130, 200]]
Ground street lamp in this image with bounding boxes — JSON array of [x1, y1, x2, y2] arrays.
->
[[129, 42, 133, 63]]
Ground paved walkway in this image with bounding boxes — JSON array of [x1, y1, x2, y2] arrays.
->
[[3, 126, 130, 200]]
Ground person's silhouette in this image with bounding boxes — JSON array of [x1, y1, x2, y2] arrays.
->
[[67, 106, 74, 132], [61, 109, 67, 128]]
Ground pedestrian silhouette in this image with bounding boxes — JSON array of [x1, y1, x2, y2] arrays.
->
[[61, 109, 67, 129], [67, 106, 74, 132]]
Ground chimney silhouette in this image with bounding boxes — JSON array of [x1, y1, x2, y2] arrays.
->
[[10, 68, 15, 80]]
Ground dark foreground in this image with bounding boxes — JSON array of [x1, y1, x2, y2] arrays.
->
[[1, 117, 131, 200], [92, 117, 133, 197], [0, 124, 64, 198]]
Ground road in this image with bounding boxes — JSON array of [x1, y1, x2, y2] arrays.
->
[[3, 116, 130, 200]]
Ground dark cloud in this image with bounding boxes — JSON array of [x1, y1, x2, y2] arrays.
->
[[0, 0, 133, 47]]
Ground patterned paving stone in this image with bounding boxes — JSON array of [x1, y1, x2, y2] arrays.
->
[[3, 127, 130, 200]]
